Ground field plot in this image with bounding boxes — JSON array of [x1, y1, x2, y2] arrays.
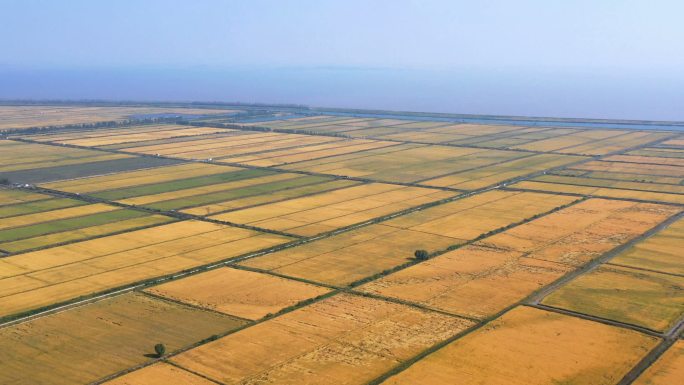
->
[[0, 220, 291, 318], [280, 143, 533, 184], [633, 340, 684, 385], [0, 190, 173, 253], [0, 140, 180, 184], [360, 244, 571, 319], [420, 153, 585, 190], [40, 162, 355, 215], [168, 293, 474, 385], [21, 124, 229, 147], [0, 189, 84, 217], [382, 306, 658, 385], [0, 292, 245, 385], [114, 130, 401, 167], [360, 199, 677, 319], [211, 183, 456, 236], [0, 105, 236, 131], [146, 267, 331, 320], [513, 129, 671, 155], [0, 140, 132, 173], [513, 155, 684, 204], [240, 190, 575, 285], [543, 265, 684, 331], [610, 217, 684, 275]]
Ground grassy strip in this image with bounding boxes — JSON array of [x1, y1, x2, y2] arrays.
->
[[145, 175, 332, 211], [0, 197, 85, 219], [0, 215, 175, 254], [0, 208, 149, 242]]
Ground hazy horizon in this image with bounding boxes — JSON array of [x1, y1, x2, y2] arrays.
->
[[1, 1, 683, 120]]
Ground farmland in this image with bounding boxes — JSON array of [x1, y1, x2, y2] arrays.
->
[[0, 292, 245, 385], [380, 306, 659, 385], [359, 199, 678, 319], [1, 105, 683, 384]]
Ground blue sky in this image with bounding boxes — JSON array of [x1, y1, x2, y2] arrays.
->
[[0, 1, 683, 120], [2, 0, 682, 71]]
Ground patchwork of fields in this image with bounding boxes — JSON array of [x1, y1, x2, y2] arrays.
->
[[1, 107, 683, 385]]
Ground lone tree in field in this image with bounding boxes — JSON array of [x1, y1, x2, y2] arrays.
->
[[414, 249, 429, 261], [154, 343, 166, 357], [0, 178, 9, 185]]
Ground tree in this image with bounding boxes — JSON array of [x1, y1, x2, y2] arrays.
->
[[0, 178, 9, 185], [414, 249, 429, 261], [154, 343, 166, 357]]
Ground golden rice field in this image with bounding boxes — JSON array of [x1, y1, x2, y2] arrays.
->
[[146, 267, 331, 320], [240, 190, 574, 285], [0, 220, 292, 318], [381, 306, 658, 385], [21, 124, 229, 147], [0, 292, 245, 385], [633, 340, 684, 385], [360, 199, 678, 319], [169, 293, 474, 385], [1, 108, 683, 385]]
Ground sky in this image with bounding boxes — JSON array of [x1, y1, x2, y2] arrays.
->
[[0, 0, 683, 120]]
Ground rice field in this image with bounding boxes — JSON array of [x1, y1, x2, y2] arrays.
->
[[0, 292, 245, 385], [0, 220, 292, 318], [543, 265, 684, 331], [380, 306, 658, 385], [21, 124, 230, 147], [633, 340, 684, 385], [359, 199, 678, 319], [210, 182, 456, 236], [146, 267, 331, 320], [2, 107, 683, 385], [168, 293, 474, 385], [239, 190, 576, 285]]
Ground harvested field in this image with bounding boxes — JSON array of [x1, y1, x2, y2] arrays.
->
[[381, 306, 658, 385], [146, 267, 331, 320], [0, 220, 292, 318], [211, 183, 456, 236], [240, 190, 575, 285], [633, 340, 684, 385], [360, 198, 676, 319], [0, 292, 245, 385], [169, 293, 474, 385], [542, 265, 684, 331]]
